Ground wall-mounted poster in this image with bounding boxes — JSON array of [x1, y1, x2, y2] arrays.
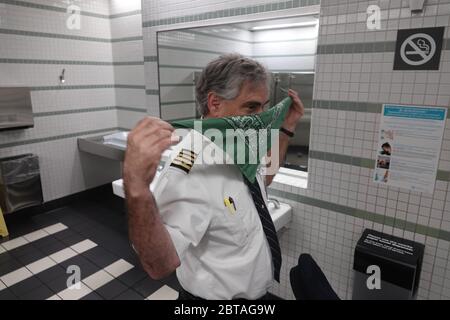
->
[[374, 104, 447, 193]]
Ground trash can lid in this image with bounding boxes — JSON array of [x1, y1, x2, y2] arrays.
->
[[353, 229, 425, 291]]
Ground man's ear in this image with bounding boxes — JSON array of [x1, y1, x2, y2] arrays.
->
[[207, 92, 222, 117]]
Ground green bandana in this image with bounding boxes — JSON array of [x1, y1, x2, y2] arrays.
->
[[169, 97, 292, 183]]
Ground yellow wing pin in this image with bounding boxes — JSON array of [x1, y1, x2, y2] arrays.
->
[[170, 149, 198, 174]]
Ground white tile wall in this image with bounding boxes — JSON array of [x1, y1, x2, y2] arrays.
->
[[110, 0, 146, 130], [0, 0, 144, 201]]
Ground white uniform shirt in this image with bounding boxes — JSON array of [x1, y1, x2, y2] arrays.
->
[[153, 129, 273, 300]]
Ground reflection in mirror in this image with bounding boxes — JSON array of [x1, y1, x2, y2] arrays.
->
[[157, 15, 319, 172]]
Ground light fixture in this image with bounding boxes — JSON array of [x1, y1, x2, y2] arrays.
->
[[59, 69, 66, 84], [251, 21, 318, 31]]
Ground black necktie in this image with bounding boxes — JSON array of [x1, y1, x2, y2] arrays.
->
[[243, 176, 282, 282]]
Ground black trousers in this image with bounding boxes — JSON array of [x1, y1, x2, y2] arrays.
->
[[177, 288, 276, 300]]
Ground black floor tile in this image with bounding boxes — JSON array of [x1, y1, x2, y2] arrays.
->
[[95, 279, 128, 300], [82, 246, 119, 269], [133, 277, 164, 298], [59, 234, 86, 246], [8, 244, 38, 258], [37, 240, 67, 256], [160, 272, 182, 291], [116, 267, 148, 287], [81, 292, 103, 300], [32, 236, 58, 250], [46, 274, 70, 293], [19, 285, 54, 300], [53, 229, 79, 241], [15, 250, 44, 265], [9, 276, 43, 297], [0, 288, 17, 300], [0, 256, 22, 277], [35, 264, 66, 283], [114, 289, 144, 300]]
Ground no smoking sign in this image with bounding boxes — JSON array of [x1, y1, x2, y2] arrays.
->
[[394, 27, 444, 70]]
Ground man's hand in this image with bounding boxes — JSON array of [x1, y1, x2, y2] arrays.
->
[[283, 89, 305, 131], [123, 117, 179, 197]]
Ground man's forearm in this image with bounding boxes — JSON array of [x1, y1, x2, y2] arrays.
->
[[125, 185, 180, 279], [265, 132, 290, 186]]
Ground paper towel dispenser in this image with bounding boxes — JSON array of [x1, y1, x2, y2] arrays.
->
[[0, 87, 34, 131]]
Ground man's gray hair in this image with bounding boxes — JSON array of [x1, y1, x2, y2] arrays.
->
[[195, 53, 269, 116]]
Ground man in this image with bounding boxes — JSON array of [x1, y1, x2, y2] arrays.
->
[[124, 54, 304, 299]]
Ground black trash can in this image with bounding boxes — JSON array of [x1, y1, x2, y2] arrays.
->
[[352, 229, 425, 300], [0, 154, 43, 214]]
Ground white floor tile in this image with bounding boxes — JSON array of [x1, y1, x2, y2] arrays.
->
[[147, 285, 179, 300], [70, 239, 97, 254], [0, 280, 6, 291], [47, 295, 62, 300], [0, 245, 5, 254], [104, 259, 134, 278], [43, 223, 68, 235], [57, 282, 92, 300], [1, 237, 28, 251], [82, 270, 114, 290], [49, 248, 78, 264], [0, 267, 33, 287], [23, 229, 49, 243], [26, 257, 57, 275]]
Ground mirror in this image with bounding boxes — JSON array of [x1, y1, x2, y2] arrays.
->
[[156, 15, 319, 172]]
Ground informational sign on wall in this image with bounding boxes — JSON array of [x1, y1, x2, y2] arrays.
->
[[373, 104, 447, 193], [393, 27, 445, 70]]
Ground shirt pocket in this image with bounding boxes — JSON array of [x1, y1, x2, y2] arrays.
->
[[219, 187, 255, 247]]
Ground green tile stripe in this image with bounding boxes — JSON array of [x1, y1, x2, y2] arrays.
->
[[313, 99, 382, 113], [161, 100, 196, 106], [33, 106, 147, 117], [0, 29, 142, 43], [0, 0, 109, 18], [0, 58, 143, 66], [0, 0, 141, 19], [116, 106, 147, 113], [184, 30, 253, 44], [313, 99, 450, 119], [252, 53, 316, 58], [268, 188, 450, 242], [0, 28, 110, 42], [110, 10, 142, 19], [115, 85, 146, 90], [0, 127, 120, 149], [158, 64, 204, 70], [182, 29, 318, 45], [143, 0, 320, 28], [318, 39, 450, 55], [160, 83, 194, 87], [144, 56, 158, 62], [159, 45, 226, 56], [146, 89, 160, 95], [28, 84, 145, 91], [111, 36, 143, 43], [34, 106, 117, 117], [309, 150, 450, 182]]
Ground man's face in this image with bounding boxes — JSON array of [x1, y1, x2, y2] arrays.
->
[[207, 80, 270, 118]]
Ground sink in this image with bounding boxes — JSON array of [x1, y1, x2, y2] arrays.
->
[[112, 178, 292, 232], [103, 131, 129, 149]]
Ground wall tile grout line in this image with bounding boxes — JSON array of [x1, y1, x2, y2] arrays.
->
[[0, 0, 141, 19], [268, 188, 450, 242], [0, 29, 143, 43], [309, 150, 450, 182], [142, 0, 321, 28]]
